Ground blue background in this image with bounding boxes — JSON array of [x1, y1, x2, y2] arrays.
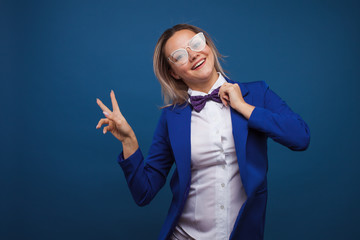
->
[[1, 0, 359, 239]]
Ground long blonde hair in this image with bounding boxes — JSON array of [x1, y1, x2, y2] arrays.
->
[[153, 24, 227, 106]]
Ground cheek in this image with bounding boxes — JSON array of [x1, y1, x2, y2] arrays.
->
[[205, 49, 215, 66], [172, 64, 189, 77], [204, 45, 212, 54], [204, 46, 214, 60]]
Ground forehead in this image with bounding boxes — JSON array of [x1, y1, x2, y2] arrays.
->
[[164, 29, 197, 56]]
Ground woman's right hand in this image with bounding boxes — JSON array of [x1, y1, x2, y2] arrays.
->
[[96, 90, 139, 158]]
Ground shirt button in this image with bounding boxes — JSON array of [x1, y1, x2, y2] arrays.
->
[[221, 183, 225, 188], [222, 165, 225, 169], [216, 129, 219, 134], [220, 205, 224, 210]]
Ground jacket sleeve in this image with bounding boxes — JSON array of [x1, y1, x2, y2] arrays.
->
[[247, 81, 310, 151], [117, 109, 174, 206]]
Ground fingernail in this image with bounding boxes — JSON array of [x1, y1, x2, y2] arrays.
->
[[103, 111, 109, 116], [103, 129, 106, 134]]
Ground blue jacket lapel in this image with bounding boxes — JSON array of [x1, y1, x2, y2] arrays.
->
[[226, 79, 253, 196], [167, 104, 192, 189]]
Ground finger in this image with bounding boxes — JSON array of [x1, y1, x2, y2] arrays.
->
[[110, 90, 121, 113], [96, 118, 109, 129], [219, 83, 227, 92], [219, 92, 229, 107], [219, 89, 230, 101], [218, 87, 224, 100], [103, 126, 109, 134], [220, 97, 228, 107], [219, 84, 231, 95], [220, 84, 233, 98], [96, 98, 112, 114], [103, 111, 122, 124], [218, 85, 226, 98], [222, 82, 231, 89]]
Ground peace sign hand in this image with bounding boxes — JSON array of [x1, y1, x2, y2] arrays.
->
[[96, 90, 136, 143]]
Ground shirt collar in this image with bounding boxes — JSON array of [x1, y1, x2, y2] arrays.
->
[[187, 73, 226, 97]]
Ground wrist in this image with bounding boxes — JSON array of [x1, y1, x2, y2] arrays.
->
[[121, 133, 139, 159], [122, 133, 137, 146], [235, 102, 255, 120]]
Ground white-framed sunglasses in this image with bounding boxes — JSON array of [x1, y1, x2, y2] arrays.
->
[[167, 32, 206, 65]]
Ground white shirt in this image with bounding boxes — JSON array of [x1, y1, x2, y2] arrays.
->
[[175, 74, 247, 240]]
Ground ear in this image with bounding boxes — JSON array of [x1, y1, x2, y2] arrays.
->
[[169, 69, 181, 80]]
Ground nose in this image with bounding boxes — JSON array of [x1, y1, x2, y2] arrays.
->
[[186, 47, 198, 62]]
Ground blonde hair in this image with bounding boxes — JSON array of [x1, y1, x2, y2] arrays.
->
[[153, 24, 227, 106]]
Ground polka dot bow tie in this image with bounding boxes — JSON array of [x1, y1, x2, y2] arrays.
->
[[189, 86, 222, 112]]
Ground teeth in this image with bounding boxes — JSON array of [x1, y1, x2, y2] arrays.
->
[[194, 59, 205, 69]]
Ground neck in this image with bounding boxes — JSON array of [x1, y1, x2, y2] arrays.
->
[[189, 69, 219, 93]]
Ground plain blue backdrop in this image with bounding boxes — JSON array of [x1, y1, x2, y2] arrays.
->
[[1, 0, 359, 239]]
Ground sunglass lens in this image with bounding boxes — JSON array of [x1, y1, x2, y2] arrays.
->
[[190, 34, 206, 51], [171, 50, 188, 65]]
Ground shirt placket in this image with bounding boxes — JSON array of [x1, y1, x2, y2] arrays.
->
[[211, 103, 228, 240]]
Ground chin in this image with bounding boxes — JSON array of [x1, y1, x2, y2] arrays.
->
[[201, 65, 217, 79], [196, 61, 215, 76]]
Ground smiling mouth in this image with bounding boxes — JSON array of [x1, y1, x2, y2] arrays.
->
[[192, 59, 206, 70]]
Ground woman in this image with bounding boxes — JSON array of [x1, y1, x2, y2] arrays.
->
[[96, 24, 310, 240]]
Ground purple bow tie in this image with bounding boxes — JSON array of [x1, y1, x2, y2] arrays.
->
[[189, 86, 222, 112]]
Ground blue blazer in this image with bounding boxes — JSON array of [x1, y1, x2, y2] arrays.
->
[[118, 80, 310, 240]]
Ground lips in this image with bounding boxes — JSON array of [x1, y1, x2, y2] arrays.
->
[[192, 58, 206, 70]]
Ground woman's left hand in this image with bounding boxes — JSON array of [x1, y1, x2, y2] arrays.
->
[[219, 83, 255, 120]]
